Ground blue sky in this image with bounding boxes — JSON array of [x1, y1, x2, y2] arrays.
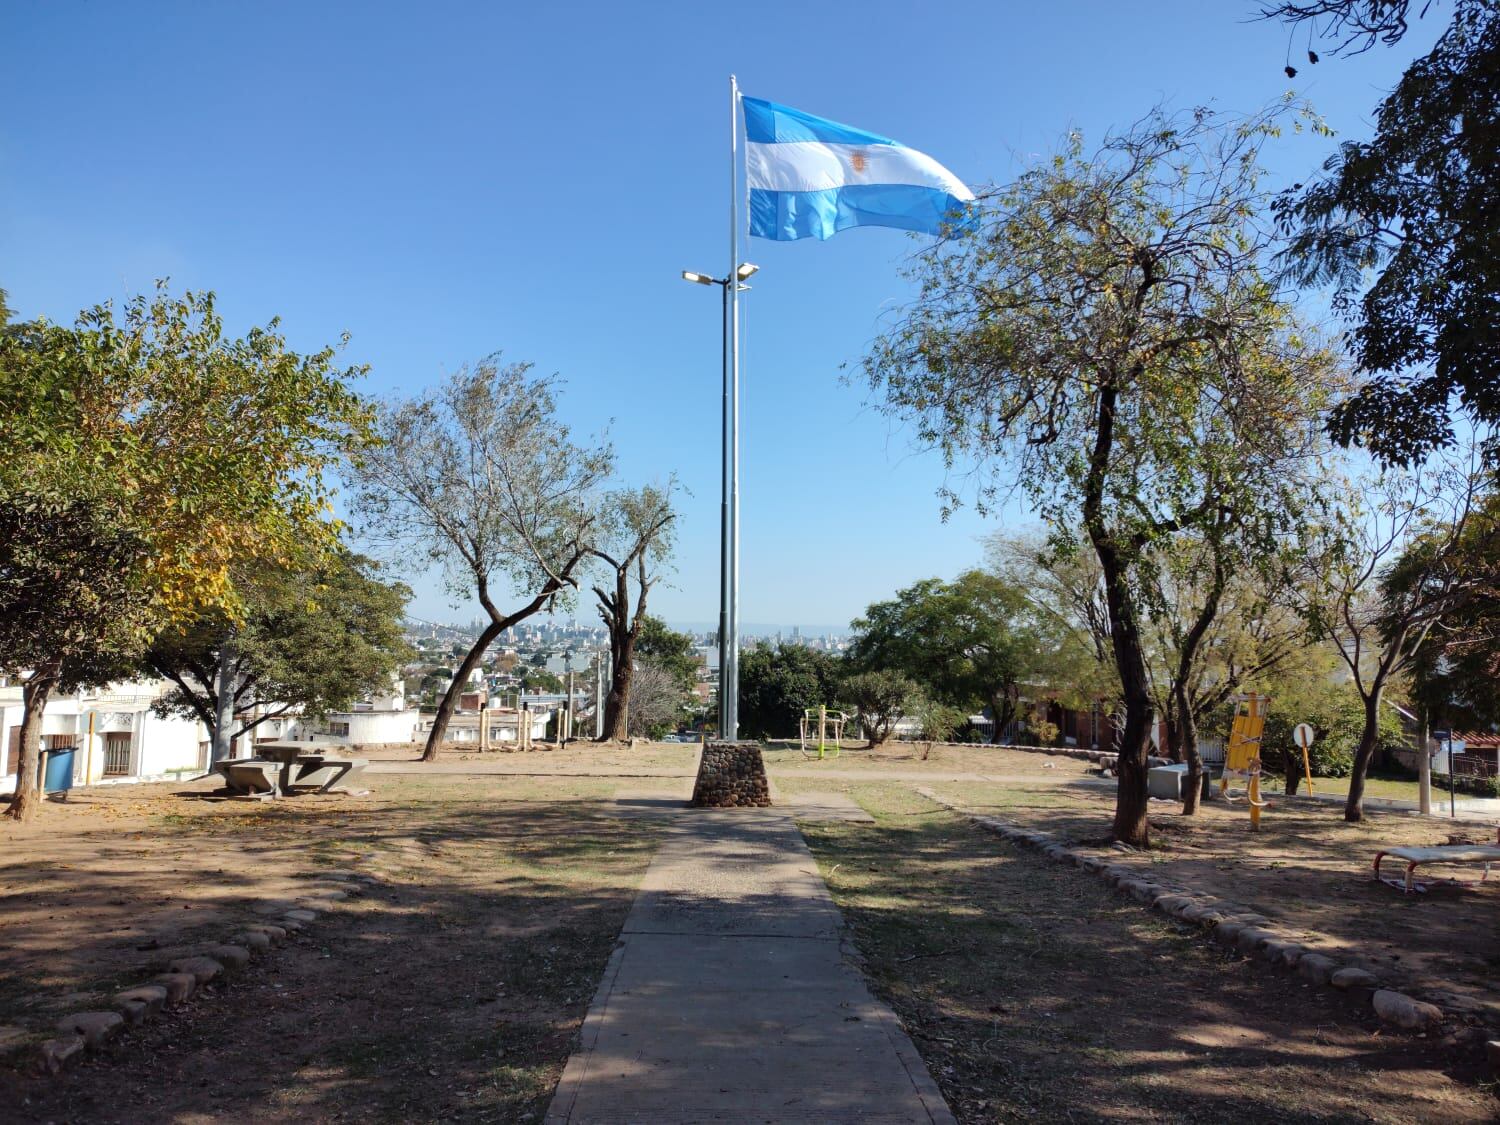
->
[[1, 1, 1438, 631]]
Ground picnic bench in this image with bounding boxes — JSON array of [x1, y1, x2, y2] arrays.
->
[[1373, 843, 1500, 893], [214, 745, 369, 799]]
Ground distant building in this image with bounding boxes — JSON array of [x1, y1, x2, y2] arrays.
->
[[296, 677, 421, 746], [0, 678, 206, 793]]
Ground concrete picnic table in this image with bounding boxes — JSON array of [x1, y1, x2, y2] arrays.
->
[[216, 743, 369, 798]]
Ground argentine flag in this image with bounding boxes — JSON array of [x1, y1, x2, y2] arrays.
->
[[743, 96, 975, 242]]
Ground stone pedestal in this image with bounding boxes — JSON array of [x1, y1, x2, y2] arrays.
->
[[691, 742, 772, 808]]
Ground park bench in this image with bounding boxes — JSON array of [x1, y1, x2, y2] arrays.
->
[[1373, 843, 1500, 893], [217, 759, 281, 798], [284, 754, 369, 794]]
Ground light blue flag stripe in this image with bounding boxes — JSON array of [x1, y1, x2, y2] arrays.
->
[[750, 184, 971, 242], [742, 94, 974, 242], [742, 96, 900, 147]]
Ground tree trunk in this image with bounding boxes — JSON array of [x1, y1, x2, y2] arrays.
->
[[1178, 683, 1204, 815], [6, 668, 57, 823], [1417, 706, 1431, 815], [211, 637, 237, 763], [598, 562, 643, 743], [1343, 688, 1384, 823], [989, 691, 1015, 745], [1284, 746, 1302, 796], [1080, 375, 1153, 847], [602, 633, 635, 743], [424, 619, 504, 761], [1163, 711, 1183, 764]]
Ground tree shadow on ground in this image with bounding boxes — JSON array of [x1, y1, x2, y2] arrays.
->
[[800, 784, 1499, 1124], [0, 797, 666, 1124]]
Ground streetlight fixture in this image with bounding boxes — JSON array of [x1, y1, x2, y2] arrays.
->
[[681, 261, 758, 741]]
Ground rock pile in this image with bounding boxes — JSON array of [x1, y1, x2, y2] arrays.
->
[[691, 742, 772, 808]]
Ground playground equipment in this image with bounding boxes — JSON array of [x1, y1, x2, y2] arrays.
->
[[799, 706, 847, 760], [1220, 692, 1270, 829]]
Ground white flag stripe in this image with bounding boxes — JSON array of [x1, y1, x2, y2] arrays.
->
[[746, 140, 974, 200]]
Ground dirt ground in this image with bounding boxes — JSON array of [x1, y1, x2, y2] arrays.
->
[[0, 772, 660, 1122], [921, 759, 1500, 1027], [802, 782, 1500, 1124], [6, 742, 1500, 1122]]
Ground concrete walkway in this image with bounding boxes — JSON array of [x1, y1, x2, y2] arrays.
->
[[545, 809, 954, 1124]]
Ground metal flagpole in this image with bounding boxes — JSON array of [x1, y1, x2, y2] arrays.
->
[[721, 73, 742, 742]]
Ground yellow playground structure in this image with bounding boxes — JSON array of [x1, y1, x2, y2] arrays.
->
[[1220, 692, 1270, 829], [799, 706, 847, 760]]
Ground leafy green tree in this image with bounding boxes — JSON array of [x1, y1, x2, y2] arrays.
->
[[849, 570, 1080, 742], [351, 359, 612, 760], [1268, 1, 1499, 462], [0, 287, 370, 819], [1137, 522, 1317, 813], [0, 497, 154, 819], [1293, 451, 1498, 820], [635, 615, 699, 693], [841, 670, 919, 747], [147, 548, 412, 760], [520, 667, 564, 694], [737, 644, 844, 741], [1391, 490, 1500, 731], [589, 484, 678, 742], [859, 105, 1339, 847]]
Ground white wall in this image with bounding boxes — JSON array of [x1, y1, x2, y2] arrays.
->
[[134, 711, 206, 777]]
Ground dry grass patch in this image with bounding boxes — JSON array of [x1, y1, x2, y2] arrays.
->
[[801, 783, 1498, 1124], [1, 773, 663, 1123]]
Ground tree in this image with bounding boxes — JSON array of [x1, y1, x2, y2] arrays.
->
[[0, 497, 153, 820], [627, 660, 686, 739], [1384, 486, 1500, 806], [1258, 654, 1409, 792], [0, 286, 370, 820], [1294, 449, 1499, 820], [1267, 1, 1500, 462], [841, 670, 919, 747], [849, 571, 1079, 742], [147, 548, 412, 760], [520, 667, 563, 694], [738, 644, 844, 741], [635, 615, 699, 693], [861, 106, 1340, 844], [589, 485, 677, 742], [1138, 520, 1317, 814], [351, 359, 612, 760]]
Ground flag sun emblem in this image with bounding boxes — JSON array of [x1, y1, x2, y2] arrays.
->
[[850, 152, 868, 174]]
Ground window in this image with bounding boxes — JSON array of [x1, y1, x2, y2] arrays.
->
[[329, 722, 350, 737], [104, 732, 132, 776]]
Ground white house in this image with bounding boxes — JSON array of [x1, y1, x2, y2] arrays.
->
[[0, 678, 207, 794], [292, 677, 421, 746]]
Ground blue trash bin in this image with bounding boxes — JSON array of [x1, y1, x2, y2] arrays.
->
[[42, 747, 76, 793]]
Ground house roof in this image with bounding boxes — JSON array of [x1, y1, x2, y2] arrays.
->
[[1453, 731, 1500, 750]]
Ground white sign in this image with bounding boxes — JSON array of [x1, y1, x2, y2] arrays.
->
[[1292, 723, 1316, 749]]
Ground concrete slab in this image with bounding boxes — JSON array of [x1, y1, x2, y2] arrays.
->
[[546, 811, 953, 1124], [784, 792, 877, 824]]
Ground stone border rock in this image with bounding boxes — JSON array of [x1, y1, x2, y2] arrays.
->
[[913, 786, 1500, 1068], [5, 868, 380, 1077]]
